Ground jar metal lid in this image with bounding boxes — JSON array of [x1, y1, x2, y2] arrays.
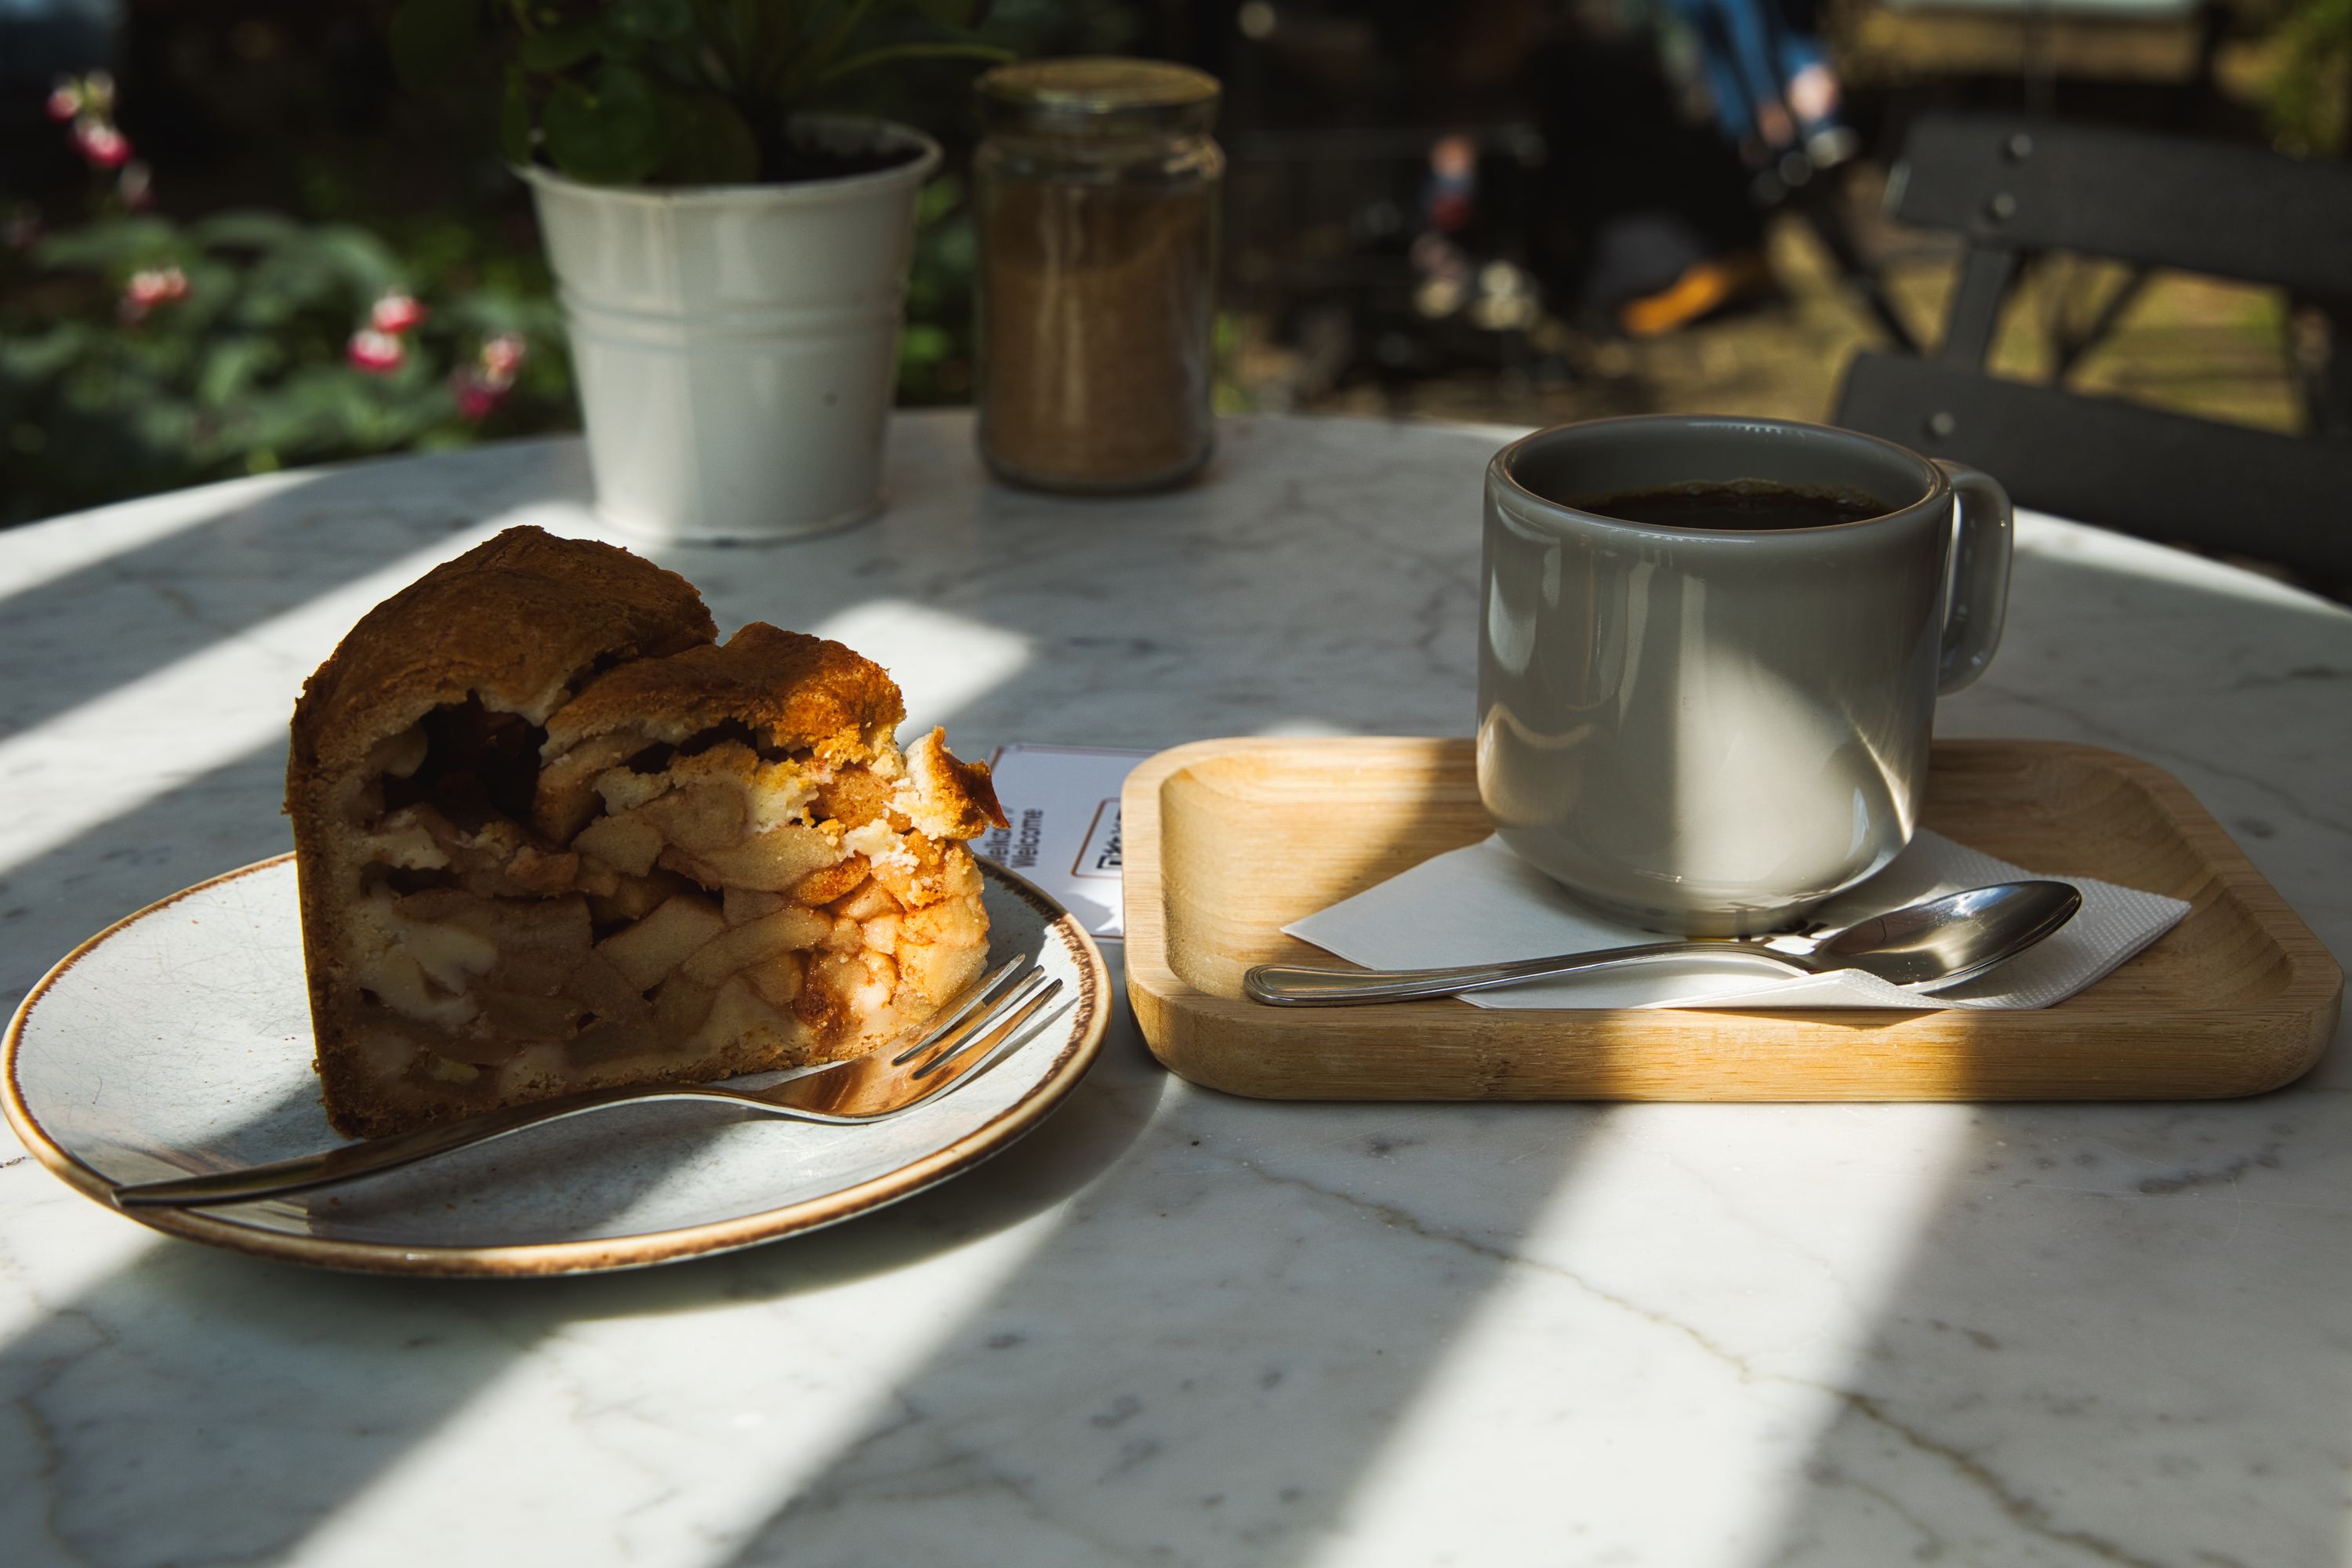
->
[[977, 57, 1220, 139]]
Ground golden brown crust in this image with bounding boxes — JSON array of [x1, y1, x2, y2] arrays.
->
[[289, 526, 716, 782], [546, 622, 907, 764], [906, 727, 1010, 837]]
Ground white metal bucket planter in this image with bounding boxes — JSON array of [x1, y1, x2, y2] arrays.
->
[[521, 119, 941, 544]]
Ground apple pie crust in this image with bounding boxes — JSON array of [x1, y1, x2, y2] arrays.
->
[[286, 527, 1006, 1139]]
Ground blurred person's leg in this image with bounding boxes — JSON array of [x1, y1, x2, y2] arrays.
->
[[1661, 0, 1762, 149], [1766, 0, 1857, 167], [1700, 0, 1797, 154]]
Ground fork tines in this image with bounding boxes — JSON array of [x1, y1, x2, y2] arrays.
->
[[900, 961, 1062, 1082], [895, 957, 1032, 1065]]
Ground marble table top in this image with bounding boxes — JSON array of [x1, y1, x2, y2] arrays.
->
[[3, 411, 2348, 1567]]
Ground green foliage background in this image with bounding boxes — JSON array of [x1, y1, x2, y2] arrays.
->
[[2, 206, 568, 525], [14, 0, 2329, 530], [0, 0, 1137, 527], [2252, 0, 2352, 154], [390, 0, 1008, 186]]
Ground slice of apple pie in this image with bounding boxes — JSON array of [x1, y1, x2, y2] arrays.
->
[[287, 525, 1005, 1138]]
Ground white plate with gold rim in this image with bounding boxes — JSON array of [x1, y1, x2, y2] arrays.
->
[[3, 855, 1108, 1277]]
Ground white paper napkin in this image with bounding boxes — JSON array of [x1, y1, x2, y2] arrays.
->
[[1283, 830, 2189, 1010]]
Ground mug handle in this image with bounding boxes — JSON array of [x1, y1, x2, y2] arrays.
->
[[1934, 459, 2012, 694]]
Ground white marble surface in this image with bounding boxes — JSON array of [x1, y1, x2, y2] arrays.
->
[[2, 411, 2348, 1567]]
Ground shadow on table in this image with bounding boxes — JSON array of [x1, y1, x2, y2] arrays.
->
[[693, 754, 1599, 1566], [0, 1024, 1165, 1564], [1734, 528, 2352, 1556], [29, 427, 2343, 1564], [698, 1096, 1602, 1566], [0, 725, 1606, 1568], [0, 713, 1160, 1563], [0, 439, 589, 748], [0, 742, 293, 1004], [1948, 539, 2352, 852], [1744, 1087, 2352, 1566]]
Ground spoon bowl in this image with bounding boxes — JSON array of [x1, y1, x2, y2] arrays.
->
[[1817, 880, 2083, 988], [1244, 880, 2085, 1007]]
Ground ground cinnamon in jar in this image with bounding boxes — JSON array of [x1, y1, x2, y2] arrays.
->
[[974, 60, 1223, 493]]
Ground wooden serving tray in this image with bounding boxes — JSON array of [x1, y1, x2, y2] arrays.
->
[[1122, 738, 2343, 1101]]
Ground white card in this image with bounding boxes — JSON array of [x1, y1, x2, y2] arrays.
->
[[978, 744, 1152, 940]]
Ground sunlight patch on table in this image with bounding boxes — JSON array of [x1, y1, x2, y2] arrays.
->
[[0, 531, 506, 880], [0, 1170, 168, 1339], [0, 495, 864, 882], [0, 469, 326, 607], [1308, 1102, 1979, 1567], [809, 599, 1031, 737], [287, 1208, 1069, 1568]]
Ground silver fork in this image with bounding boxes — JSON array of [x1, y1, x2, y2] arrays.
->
[[111, 958, 1065, 1211]]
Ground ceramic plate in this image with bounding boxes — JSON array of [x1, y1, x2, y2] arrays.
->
[[3, 856, 1109, 1277]]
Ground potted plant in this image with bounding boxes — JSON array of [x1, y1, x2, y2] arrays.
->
[[390, 0, 1005, 542]]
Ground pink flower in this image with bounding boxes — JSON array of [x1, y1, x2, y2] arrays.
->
[[452, 332, 528, 418], [347, 328, 405, 375], [452, 372, 505, 422], [118, 160, 153, 211], [74, 118, 131, 169], [125, 266, 188, 307], [369, 292, 427, 334], [45, 82, 80, 122], [477, 332, 528, 387], [118, 265, 188, 323]]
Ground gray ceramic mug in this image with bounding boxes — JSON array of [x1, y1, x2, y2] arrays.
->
[[1477, 415, 2012, 936]]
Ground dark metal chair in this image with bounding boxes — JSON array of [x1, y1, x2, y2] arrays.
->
[[1832, 111, 2352, 582]]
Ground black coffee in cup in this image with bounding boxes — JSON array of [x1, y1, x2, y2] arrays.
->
[[1574, 480, 1886, 532]]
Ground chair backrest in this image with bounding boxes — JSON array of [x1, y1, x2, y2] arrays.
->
[[1875, 0, 2198, 14], [1833, 111, 2352, 582], [1892, 111, 2352, 307]]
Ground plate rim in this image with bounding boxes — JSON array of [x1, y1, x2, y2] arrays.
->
[[3, 852, 1111, 1278]]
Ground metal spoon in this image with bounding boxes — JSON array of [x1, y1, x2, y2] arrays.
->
[[1243, 880, 2083, 1007]]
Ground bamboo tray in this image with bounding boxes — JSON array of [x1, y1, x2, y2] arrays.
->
[[1121, 738, 2342, 1101]]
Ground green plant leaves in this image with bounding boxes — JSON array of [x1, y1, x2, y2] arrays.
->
[[519, 20, 602, 73], [659, 94, 760, 185], [382, 0, 1021, 188], [544, 64, 666, 184], [195, 336, 282, 409], [388, 0, 481, 93], [2, 321, 96, 380], [909, 0, 993, 30], [34, 216, 177, 270], [812, 41, 1011, 91], [308, 226, 407, 298], [499, 67, 535, 165], [608, 0, 694, 45], [190, 210, 303, 249], [1, 196, 575, 525]]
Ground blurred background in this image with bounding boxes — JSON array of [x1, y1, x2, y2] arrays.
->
[[2, 0, 2344, 529]]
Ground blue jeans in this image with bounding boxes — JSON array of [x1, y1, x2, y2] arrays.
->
[[1664, 0, 1830, 149]]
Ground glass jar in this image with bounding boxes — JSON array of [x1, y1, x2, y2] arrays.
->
[[973, 58, 1223, 493]]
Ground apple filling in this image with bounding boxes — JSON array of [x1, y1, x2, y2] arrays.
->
[[337, 701, 990, 1105]]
